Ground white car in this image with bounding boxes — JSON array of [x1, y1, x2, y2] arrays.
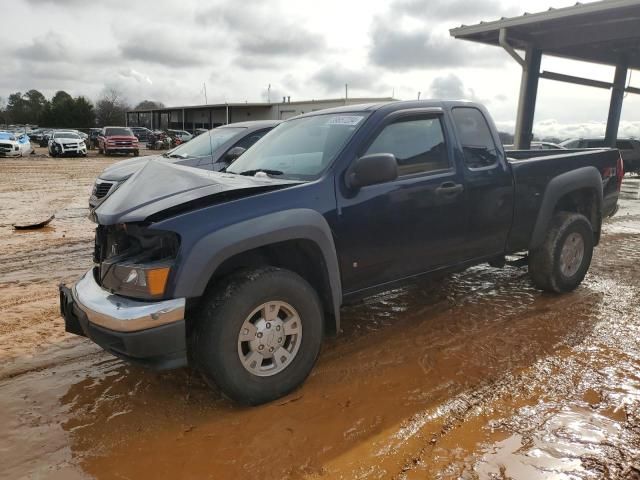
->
[[48, 130, 88, 157], [0, 131, 33, 157]]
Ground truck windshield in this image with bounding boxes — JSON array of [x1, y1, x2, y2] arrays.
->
[[105, 128, 134, 136], [226, 113, 368, 180], [166, 127, 243, 158], [55, 132, 81, 139]]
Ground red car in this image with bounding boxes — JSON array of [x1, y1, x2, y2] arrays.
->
[[98, 127, 140, 156]]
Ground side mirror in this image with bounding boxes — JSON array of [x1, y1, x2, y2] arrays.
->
[[225, 146, 246, 162], [346, 153, 398, 189]]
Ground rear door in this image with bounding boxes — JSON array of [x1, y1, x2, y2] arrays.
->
[[336, 109, 468, 293], [450, 106, 514, 259]]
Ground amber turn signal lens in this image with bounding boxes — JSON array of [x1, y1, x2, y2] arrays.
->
[[146, 267, 170, 296]]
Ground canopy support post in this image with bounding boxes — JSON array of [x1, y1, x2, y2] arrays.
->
[[514, 47, 542, 150], [605, 59, 628, 147]]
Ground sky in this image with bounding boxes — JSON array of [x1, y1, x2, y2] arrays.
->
[[2, 0, 640, 138]]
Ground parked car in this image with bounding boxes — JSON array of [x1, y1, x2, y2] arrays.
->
[[88, 120, 280, 208], [48, 130, 87, 157], [29, 129, 45, 142], [504, 141, 565, 150], [131, 127, 153, 142], [39, 129, 54, 147], [168, 129, 193, 143], [97, 127, 139, 156], [61, 100, 622, 405], [561, 137, 640, 172], [0, 131, 32, 157]]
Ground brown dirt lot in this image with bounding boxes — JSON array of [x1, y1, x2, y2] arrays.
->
[[1, 149, 640, 479]]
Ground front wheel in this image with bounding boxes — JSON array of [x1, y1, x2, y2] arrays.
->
[[528, 212, 594, 293], [193, 267, 324, 405]]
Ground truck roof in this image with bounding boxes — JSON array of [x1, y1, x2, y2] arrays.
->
[[293, 99, 481, 119]]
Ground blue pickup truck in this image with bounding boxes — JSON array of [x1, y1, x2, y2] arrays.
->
[[60, 100, 622, 405]]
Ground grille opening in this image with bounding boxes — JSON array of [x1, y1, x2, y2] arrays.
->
[[94, 182, 114, 199]]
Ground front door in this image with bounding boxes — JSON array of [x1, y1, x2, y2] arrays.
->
[[335, 111, 468, 294]]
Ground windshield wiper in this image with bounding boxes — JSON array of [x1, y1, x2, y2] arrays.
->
[[167, 153, 188, 159], [237, 169, 284, 176]]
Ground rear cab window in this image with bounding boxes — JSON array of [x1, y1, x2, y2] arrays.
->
[[451, 107, 499, 169], [364, 116, 450, 177]]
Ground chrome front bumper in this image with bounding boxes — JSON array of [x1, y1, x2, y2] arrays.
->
[[71, 270, 185, 333]]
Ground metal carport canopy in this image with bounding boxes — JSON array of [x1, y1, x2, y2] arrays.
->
[[450, 0, 640, 149]]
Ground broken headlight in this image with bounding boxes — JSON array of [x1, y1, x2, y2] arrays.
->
[[96, 224, 180, 300]]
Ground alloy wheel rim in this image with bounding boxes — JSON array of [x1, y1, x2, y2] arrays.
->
[[237, 301, 302, 377], [559, 232, 585, 278]]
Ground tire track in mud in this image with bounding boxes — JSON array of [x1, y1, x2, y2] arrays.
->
[[0, 241, 92, 280]]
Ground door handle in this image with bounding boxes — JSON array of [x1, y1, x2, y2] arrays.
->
[[435, 182, 464, 196]]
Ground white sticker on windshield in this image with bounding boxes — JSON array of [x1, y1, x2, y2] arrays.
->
[[327, 116, 363, 126]]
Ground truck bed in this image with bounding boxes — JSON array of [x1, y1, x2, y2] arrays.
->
[[505, 148, 621, 253]]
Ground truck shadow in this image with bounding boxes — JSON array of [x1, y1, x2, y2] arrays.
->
[[57, 261, 607, 479]]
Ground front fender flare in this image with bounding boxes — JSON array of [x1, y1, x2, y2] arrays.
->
[[173, 209, 342, 329]]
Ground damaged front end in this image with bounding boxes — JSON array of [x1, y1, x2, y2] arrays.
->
[[61, 159, 299, 370], [59, 222, 187, 370]]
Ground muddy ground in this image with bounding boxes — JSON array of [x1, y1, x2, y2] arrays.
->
[[1, 148, 640, 479]]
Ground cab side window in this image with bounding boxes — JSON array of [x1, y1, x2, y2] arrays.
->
[[452, 107, 499, 169], [364, 117, 449, 177]]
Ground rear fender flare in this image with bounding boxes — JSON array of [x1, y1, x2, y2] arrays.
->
[[529, 166, 603, 250]]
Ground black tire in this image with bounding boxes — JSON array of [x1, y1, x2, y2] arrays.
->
[[193, 267, 324, 405], [528, 212, 594, 293], [133, 150, 139, 157], [98, 146, 103, 154]]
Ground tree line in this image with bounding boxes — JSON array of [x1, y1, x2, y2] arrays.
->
[[0, 88, 164, 128]]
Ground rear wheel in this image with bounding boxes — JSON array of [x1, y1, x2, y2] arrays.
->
[[528, 212, 594, 293], [193, 267, 323, 405]]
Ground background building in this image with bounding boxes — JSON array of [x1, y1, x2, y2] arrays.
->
[[126, 97, 395, 131]]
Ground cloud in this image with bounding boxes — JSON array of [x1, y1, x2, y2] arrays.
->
[[428, 73, 481, 103], [118, 31, 209, 67], [494, 119, 640, 141], [312, 64, 385, 93], [238, 31, 324, 58], [24, 0, 86, 4], [369, 19, 505, 71], [15, 31, 73, 62], [429, 74, 465, 98], [393, 0, 518, 22], [196, 2, 326, 65]]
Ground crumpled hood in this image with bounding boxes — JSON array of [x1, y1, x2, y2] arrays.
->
[[92, 159, 297, 225], [99, 154, 165, 181]]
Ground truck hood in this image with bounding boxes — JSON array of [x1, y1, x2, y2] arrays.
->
[[92, 159, 299, 225], [105, 135, 137, 141]]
